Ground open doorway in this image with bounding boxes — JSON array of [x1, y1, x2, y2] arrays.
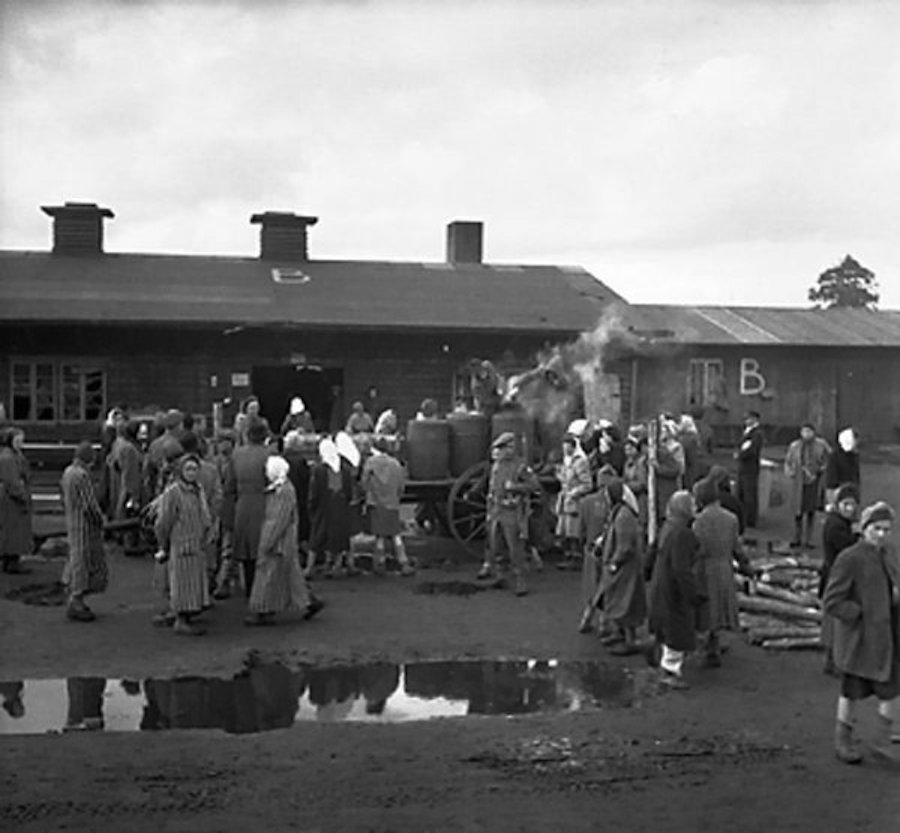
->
[[251, 365, 343, 434]]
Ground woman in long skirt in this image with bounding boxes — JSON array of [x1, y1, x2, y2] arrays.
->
[[154, 454, 213, 636], [0, 427, 33, 574], [309, 437, 354, 577], [245, 455, 323, 626], [60, 442, 109, 622]]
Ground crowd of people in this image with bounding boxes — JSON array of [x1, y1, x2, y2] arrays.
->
[[0, 396, 896, 763]]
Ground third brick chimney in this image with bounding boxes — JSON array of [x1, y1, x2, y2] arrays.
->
[[41, 202, 115, 255]]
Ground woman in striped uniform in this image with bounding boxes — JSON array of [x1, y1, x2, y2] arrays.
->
[[60, 442, 109, 622], [154, 454, 213, 636], [245, 455, 324, 626]]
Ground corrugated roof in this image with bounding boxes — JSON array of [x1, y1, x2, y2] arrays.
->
[[627, 305, 900, 347], [0, 251, 622, 333]]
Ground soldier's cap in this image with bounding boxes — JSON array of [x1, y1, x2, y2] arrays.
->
[[491, 431, 516, 450]]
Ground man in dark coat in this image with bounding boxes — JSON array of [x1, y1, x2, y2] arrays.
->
[[823, 501, 899, 765], [735, 410, 763, 528]]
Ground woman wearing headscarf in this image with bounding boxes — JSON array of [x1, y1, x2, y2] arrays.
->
[[652, 419, 686, 526], [824, 427, 861, 508], [336, 430, 366, 554], [245, 455, 323, 626], [108, 419, 145, 555], [154, 454, 213, 636], [692, 478, 755, 668], [309, 436, 354, 577], [282, 430, 313, 573], [0, 427, 32, 574], [554, 433, 594, 569], [226, 418, 270, 597], [824, 501, 900, 765], [280, 397, 315, 436], [596, 479, 646, 655], [703, 465, 745, 535], [820, 483, 860, 676], [646, 491, 702, 689], [60, 442, 108, 621], [622, 435, 649, 536], [784, 422, 830, 549]]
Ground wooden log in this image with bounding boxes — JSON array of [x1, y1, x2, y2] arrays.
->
[[754, 582, 819, 609], [737, 592, 823, 623], [747, 626, 820, 645], [760, 637, 824, 651]]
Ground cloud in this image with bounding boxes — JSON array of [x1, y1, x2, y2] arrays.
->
[[1, 0, 898, 307]]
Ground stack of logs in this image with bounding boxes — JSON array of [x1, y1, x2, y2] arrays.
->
[[736, 544, 824, 651]]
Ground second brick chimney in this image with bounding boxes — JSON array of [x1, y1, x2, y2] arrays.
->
[[251, 212, 319, 261], [40, 202, 115, 255]]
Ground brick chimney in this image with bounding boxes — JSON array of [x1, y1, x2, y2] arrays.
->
[[40, 202, 115, 255], [446, 220, 483, 264], [251, 212, 318, 261]]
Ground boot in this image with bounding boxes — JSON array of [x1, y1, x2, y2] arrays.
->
[[476, 562, 495, 580], [834, 721, 863, 765], [66, 599, 96, 622], [513, 573, 528, 597], [871, 715, 900, 764], [790, 518, 803, 548]]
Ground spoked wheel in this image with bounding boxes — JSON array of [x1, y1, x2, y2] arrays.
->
[[446, 461, 490, 556]]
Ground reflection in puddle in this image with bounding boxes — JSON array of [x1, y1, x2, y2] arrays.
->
[[0, 660, 645, 736]]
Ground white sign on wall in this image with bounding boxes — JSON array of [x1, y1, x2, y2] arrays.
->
[[231, 372, 250, 388], [739, 358, 766, 395]]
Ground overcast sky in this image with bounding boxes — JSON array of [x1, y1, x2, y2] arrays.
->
[[1, 0, 898, 308]]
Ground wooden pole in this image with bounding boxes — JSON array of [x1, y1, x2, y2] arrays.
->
[[647, 415, 659, 547]]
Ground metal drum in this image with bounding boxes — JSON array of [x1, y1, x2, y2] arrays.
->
[[405, 419, 451, 480], [447, 413, 490, 476], [491, 409, 537, 462]]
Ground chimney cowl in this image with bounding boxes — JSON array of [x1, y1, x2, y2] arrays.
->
[[40, 202, 115, 255], [446, 220, 483, 265], [251, 211, 318, 261]]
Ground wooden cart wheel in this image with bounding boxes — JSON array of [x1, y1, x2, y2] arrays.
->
[[446, 461, 490, 556]]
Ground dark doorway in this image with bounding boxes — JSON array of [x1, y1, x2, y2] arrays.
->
[[251, 365, 343, 434]]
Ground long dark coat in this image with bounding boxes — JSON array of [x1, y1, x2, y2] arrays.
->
[[284, 449, 311, 544], [309, 462, 354, 555], [598, 504, 646, 627], [0, 446, 32, 556], [692, 503, 750, 632], [819, 510, 858, 649], [226, 444, 269, 562], [647, 521, 701, 651], [823, 540, 900, 683]]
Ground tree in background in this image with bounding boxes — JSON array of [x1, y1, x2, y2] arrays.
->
[[808, 255, 879, 309]]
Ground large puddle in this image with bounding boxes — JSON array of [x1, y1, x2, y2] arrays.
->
[[0, 659, 650, 735]]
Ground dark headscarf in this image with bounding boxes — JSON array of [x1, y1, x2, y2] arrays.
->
[[833, 483, 860, 506], [706, 465, 731, 491], [694, 477, 719, 509]]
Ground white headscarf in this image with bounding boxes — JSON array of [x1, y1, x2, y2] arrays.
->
[[265, 455, 290, 488], [290, 397, 305, 415], [335, 430, 361, 469], [838, 427, 857, 453], [318, 438, 341, 474]]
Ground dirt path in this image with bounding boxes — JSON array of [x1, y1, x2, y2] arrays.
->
[[1, 461, 899, 832]]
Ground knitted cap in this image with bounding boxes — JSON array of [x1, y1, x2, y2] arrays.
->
[[860, 501, 895, 530]]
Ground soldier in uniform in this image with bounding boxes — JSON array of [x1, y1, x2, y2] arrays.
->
[[477, 432, 539, 596]]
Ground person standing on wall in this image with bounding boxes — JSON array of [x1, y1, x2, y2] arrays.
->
[[735, 410, 764, 529]]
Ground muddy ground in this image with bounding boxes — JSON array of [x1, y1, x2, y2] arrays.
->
[[1, 458, 899, 832]]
